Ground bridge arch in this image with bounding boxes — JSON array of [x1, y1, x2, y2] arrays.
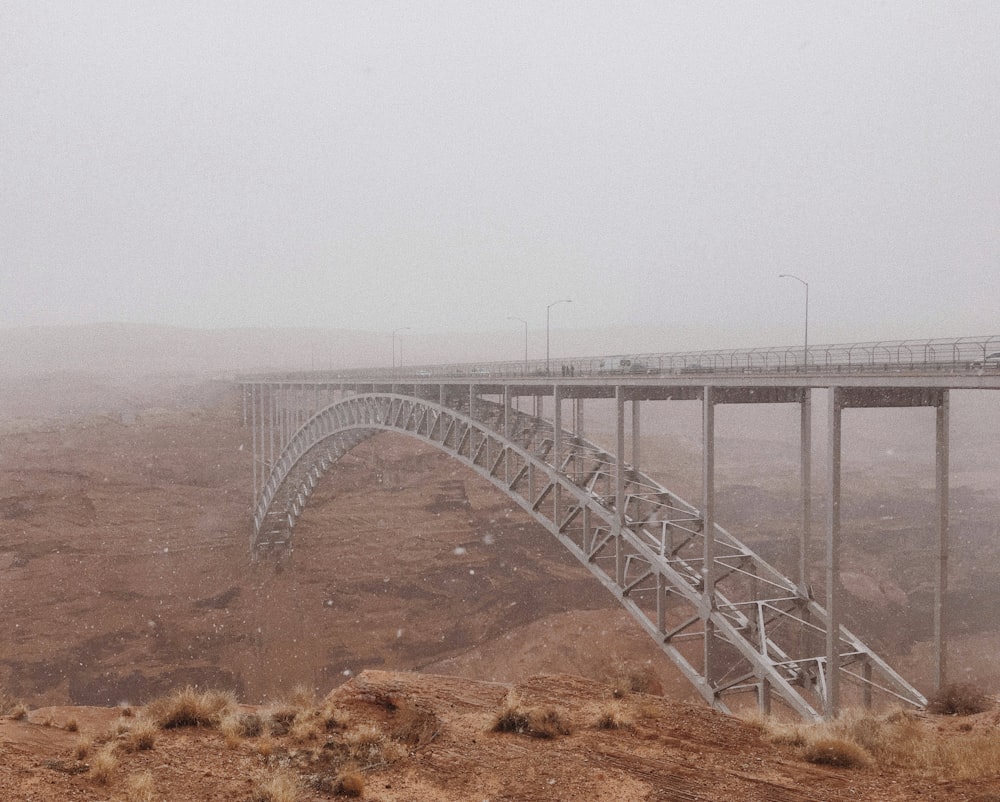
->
[[252, 391, 925, 721]]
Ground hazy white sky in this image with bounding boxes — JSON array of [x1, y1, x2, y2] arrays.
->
[[2, 2, 998, 344]]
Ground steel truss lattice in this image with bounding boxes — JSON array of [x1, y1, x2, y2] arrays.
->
[[252, 391, 925, 721]]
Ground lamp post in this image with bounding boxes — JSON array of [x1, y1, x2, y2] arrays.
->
[[507, 316, 528, 375], [391, 326, 411, 372], [546, 299, 572, 376], [779, 274, 809, 368]]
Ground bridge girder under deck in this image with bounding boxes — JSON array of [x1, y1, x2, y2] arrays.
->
[[247, 386, 928, 721]]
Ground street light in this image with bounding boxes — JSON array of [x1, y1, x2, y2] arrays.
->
[[546, 299, 572, 376], [507, 316, 528, 375], [391, 327, 411, 372], [779, 274, 809, 368]]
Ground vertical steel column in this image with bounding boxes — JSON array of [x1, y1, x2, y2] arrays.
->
[[702, 386, 717, 687], [934, 390, 950, 690], [504, 386, 512, 485], [469, 384, 476, 459], [251, 384, 258, 504], [268, 383, 276, 475], [799, 389, 813, 593], [553, 385, 563, 528], [615, 386, 626, 586], [826, 387, 843, 719], [575, 397, 585, 439], [631, 398, 641, 470]]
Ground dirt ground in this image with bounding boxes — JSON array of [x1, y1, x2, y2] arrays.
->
[[1, 372, 1000, 800]]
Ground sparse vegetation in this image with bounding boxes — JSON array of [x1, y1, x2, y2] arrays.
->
[[222, 710, 265, 747], [390, 700, 440, 747], [927, 682, 991, 716], [145, 686, 235, 729], [343, 722, 406, 764], [73, 735, 92, 760], [249, 772, 300, 802], [88, 743, 119, 785], [594, 700, 633, 730], [334, 766, 365, 797], [120, 717, 159, 752], [491, 692, 571, 739], [753, 703, 1000, 781], [802, 736, 873, 768], [123, 771, 156, 802], [608, 660, 659, 698]]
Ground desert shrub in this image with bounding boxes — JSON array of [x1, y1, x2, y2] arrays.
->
[[928, 682, 991, 716], [335, 767, 365, 797], [123, 771, 155, 802], [145, 686, 235, 729], [595, 701, 633, 731], [120, 717, 158, 752], [802, 736, 873, 768], [0, 688, 25, 717], [8, 702, 28, 721], [88, 743, 119, 784], [609, 660, 659, 697], [249, 772, 300, 802], [491, 693, 570, 739], [267, 705, 299, 737], [391, 701, 440, 747], [932, 729, 1000, 781], [64, 717, 79, 732], [73, 735, 93, 760], [222, 711, 265, 746], [289, 714, 322, 744]]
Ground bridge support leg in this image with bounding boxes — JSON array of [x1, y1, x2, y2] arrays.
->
[[615, 386, 626, 586], [632, 398, 641, 471], [554, 385, 563, 526], [504, 386, 512, 484], [702, 386, 717, 690], [825, 387, 843, 719], [934, 390, 950, 691], [799, 389, 812, 594]]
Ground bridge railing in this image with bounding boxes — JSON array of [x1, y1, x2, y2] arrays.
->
[[303, 334, 1000, 382]]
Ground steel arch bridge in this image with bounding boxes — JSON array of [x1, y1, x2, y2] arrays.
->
[[246, 386, 928, 722]]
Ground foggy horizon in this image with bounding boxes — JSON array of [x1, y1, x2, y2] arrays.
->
[[3, 3, 999, 343]]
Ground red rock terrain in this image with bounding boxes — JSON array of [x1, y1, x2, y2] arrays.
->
[[2, 372, 1000, 800]]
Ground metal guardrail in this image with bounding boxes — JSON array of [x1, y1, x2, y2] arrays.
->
[[272, 334, 1000, 382]]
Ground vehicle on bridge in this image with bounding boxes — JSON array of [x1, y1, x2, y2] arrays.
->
[[972, 352, 1000, 371], [597, 357, 655, 375]]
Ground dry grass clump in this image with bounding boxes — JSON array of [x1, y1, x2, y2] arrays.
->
[[491, 693, 571, 739], [608, 660, 659, 697], [390, 700, 440, 747], [64, 717, 79, 732], [0, 688, 25, 717], [343, 722, 406, 765], [145, 686, 236, 729], [594, 700, 633, 731], [929, 729, 1000, 781], [802, 736, 873, 768], [123, 771, 156, 802], [7, 702, 29, 721], [119, 717, 159, 752], [334, 766, 365, 797], [927, 682, 992, 716], [88, 743, 119, 784], [249, 772, 301, 802], [221, 710, 265, 747], [73, 735, 93, 760], [754, 705, 1000, 781]]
